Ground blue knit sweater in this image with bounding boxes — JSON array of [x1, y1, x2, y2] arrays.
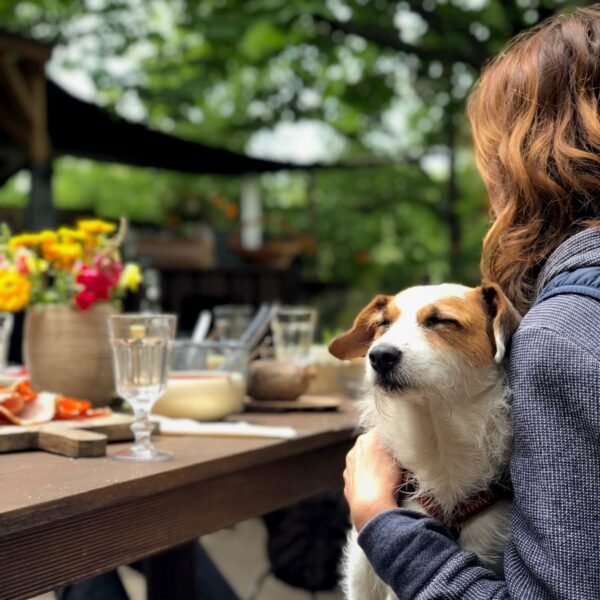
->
[[358, 228, 600, 599]]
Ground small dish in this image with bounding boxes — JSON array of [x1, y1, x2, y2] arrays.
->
[[155, 372, 246, 421], [153, 340, 249, 421]]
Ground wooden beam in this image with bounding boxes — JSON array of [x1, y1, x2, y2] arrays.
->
[[0, 57, 34, 123], [0, 31, 53, 63], [23, 61, 49, 164], [0, 98, 31, 149]]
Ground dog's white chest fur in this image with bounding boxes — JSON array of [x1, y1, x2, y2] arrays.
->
[[342, 384, 512, 600]]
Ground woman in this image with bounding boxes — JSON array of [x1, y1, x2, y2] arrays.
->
[[344, 6, 600, 599]]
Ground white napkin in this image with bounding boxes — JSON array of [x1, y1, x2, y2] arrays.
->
[[153, 415, 297, 440]]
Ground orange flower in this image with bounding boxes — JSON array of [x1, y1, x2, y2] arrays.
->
[[42, 241, 83, 270]]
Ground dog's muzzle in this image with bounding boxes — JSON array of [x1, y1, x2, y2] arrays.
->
[[368, 344, 409, 392], [369, 344, 402, 373]]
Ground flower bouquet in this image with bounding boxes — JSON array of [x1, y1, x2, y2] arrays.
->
[[0, 218, 141, 312], [0, 218, 142, 404]]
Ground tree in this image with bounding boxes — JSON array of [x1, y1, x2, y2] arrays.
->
[[0, 0, 589, 314]]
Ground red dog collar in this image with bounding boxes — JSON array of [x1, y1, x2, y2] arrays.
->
[[396, 470, 512, 538]]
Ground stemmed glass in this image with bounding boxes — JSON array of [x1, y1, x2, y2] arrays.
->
[[108, 314, 177, 462]]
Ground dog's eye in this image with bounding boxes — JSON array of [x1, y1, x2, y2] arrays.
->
[[424, 315, 460, 329], [377, 319, 391, 329]]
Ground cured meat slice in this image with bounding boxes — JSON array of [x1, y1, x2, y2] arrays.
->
[[0, 392, 56, 426]]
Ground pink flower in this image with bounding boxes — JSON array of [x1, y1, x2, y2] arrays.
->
[[75, 289, 98, 310], [74, 259, 123, 310], [15, 253, 29, 275], [93, 255, 123, 286]]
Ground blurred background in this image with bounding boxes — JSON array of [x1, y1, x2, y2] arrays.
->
[[1, 2, 592, 599], [0, 0, 589, 335]]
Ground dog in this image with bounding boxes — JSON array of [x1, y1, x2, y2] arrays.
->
[[329, 283, 521, 600]]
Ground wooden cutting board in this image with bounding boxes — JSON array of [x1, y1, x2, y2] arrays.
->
[[0, 414, 152, 458]]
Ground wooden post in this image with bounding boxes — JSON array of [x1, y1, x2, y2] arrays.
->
[[0, 35, 55, 230], [28, 161, 55, 230], [24, 60, 55, 230]]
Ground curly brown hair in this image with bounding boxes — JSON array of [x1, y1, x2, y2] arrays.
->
[[469, 6, 600, 315]]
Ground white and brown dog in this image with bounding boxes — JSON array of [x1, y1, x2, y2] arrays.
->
[[329, 283, 521, 600]]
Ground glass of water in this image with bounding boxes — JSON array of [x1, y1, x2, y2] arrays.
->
[[109, 314, 177, 462], [271, 307, 317, 365]]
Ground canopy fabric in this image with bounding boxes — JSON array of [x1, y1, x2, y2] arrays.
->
[[0, 78, 303, 183], [45, 80, 302, 174]]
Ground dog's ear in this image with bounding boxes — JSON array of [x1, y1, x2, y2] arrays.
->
[[479, 282, 521, 364], [328, 294, 394, 360]]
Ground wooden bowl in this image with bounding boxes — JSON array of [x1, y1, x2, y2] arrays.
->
[[248, 360, 312, 401]]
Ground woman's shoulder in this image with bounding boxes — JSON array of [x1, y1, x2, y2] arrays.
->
[[511, 293, 600, 364]]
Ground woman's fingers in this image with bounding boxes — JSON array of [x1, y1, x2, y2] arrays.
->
[[344, 430, 401, 531]]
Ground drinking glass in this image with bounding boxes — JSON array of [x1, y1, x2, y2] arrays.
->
[[109, 314, 177, 462], [271, 307, 317, 365], [212, 305, 254, 340]]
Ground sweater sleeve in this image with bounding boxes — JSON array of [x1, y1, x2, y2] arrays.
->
[[358, 324, 600, 599]]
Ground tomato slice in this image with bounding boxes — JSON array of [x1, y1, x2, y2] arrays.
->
[[55, 397, 92, 420], [12, 380, 38, 403]]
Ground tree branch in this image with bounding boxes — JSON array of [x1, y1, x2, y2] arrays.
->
[[313, 16, 482, 69], [404, 1, 490, 63]]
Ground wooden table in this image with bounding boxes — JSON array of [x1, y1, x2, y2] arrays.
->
[[0, 400, 358, 600]]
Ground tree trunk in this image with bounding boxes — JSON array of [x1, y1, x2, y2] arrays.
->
[[444, 116, 461, 280]]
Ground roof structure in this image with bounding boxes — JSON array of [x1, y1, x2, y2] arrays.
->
[[0, 78, 303, 183], [0, 28, 303, 188], [44, 80, 300, 175], [0, 28, 52, 185]]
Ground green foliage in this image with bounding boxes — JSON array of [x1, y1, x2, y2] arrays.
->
[[0, 0, 588, 327]]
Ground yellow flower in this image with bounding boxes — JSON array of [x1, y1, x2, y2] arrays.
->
[[58, 227, 87, 243], [8, 230, 59, 251], [8, 233, 40, 250], [42, 241, 83, 270], [77, 219, 117, 235], [119, 263, 142, 292], [37, 230, 58, 244], [0, 271, 31, 312]]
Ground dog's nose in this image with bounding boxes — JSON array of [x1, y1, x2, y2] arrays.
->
[[369, 345, 401, 373]]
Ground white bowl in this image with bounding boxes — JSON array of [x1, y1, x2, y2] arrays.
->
[[154, 372, 246, 421]]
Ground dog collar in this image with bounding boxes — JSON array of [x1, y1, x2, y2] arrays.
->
[[396, 470, 513, 538]]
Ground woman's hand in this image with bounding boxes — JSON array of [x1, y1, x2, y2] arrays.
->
[[344, 429, 403, 532]]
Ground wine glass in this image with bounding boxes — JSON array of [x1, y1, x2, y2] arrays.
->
[[108, 314, 177, 462]]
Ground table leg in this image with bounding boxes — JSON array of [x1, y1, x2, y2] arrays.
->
[[145, 542, 197, 600]]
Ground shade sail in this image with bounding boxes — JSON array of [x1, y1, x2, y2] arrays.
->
[[0, 78, 304, 183], [45, 80, 303, 174]]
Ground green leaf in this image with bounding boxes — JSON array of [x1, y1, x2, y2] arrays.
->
[[240, 20, 286, 61]]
